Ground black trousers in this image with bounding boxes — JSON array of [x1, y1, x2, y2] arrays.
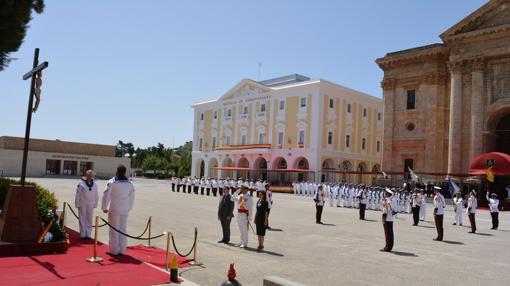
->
[[412, 206, 420, 225], [219, 216, 232, 243], [434, 214, 444, 240], [176, 184, 181, 192], [171, 183, 175, 192], [468, 213, 476, 233], [206, 188, 210, 196], [359, 203, 366, 220], [187, 185, 192, 193], [490, 212, 499, 229], [383, 221, 394, 251], [266, 208, 271, 227], [200, 187, 204, 195], [193, 186, 199, 194], [316, 205, 323, 223], [212, 187, 218, 196]]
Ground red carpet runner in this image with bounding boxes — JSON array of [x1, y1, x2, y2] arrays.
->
[[0, 228, 190, 286]]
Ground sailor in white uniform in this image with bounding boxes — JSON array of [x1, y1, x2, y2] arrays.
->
[[486, 192, 500, 230], [74, 169, 99, 239], [467, 190, 478, 233], [452, 192, 463, 226], [101, 165, 135, 256]]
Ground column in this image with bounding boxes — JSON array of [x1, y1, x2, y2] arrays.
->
[[470, 59, 485, 161], [381, 78, 395, 172], [447, 62, 463, 174]]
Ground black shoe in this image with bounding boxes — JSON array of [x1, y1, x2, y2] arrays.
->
[[468, 231, 475, 234], [379, 248, 389, 252], [452, 223, 456, 225], [223, 241, 230, 244], [217, 240, 225, 243], [412, 224, 417, 226]]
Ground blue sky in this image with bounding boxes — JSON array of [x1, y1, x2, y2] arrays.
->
[[0, 0, 487, 148]]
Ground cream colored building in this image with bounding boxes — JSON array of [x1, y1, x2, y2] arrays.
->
[[376, 0, 510, 184], [191, 74, 383, 184], [0, 136, 131, 179]]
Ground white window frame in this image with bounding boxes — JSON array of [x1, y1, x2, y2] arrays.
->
[[279, 100, 285, 110], [346, 135, 350, 148], [260, 104, 266, 112], [329, 98, 334, 109], [300, 97, 307, 108], [258, 133, 265, 144], [278, 132, 284, 145], [327, 132, 333, 145], [298, 130, 305, 145]]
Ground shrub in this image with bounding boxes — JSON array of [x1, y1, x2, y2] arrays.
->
[[0, 178, 66, 242]]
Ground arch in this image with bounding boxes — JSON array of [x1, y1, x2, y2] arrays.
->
[[221, 157, 233, 179], [495, 113, 510, 154], [372, 164, 381, 172], [236, 157, 250, 179], [195, 158, 205, 178], [321, 158, 336, 182], [356, 162, 368, 184], [254, 157, 268, 181], [322, 158, 335, 169], [340, 160, 353, 183], [273, 157, 287, 170], [208, 157, 219, 178], [293, 157, 309, 169]]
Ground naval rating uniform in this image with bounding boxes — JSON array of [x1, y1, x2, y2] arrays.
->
[[101, 176, 135, 255], [486, 193, 500, 230], [75, 178, 99, 239]]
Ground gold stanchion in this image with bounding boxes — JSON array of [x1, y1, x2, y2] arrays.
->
[[189, 227, 201, 266], [165, 231, 171, 271], [147, 216, 152, 247], [59, 202, 66, 227], [86, 216, 104, 262]]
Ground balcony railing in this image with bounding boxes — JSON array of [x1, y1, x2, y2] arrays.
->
[[240, 114, 249, 120], [215, 143, 271, 151]]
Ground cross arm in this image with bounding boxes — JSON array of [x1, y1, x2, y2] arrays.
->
[[23, 61, 49, 80]]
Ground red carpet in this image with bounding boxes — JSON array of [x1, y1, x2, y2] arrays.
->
[[0, 228, 190, 286]]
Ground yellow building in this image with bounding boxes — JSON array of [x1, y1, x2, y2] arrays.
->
[[191, 74, 383, 184]]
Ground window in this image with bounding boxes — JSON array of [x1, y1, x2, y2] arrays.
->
[[241, 134, 247, 145], [227, 109, 232, 117], [278, 132, 284, 145], [362, 138, 366, 150], [300, 97, 306, 107], [298, 130, 305, 144], [212, 137, 216, 148], [79, 161, 94, 176], [200, 113, 204, 120], [199, 138, 203, 149], [226, 135, 231, 146], [213, 111, 217, 119], [377, 141, 380, 152], [363, 108, 367, 117], [378, 112, 381, 121], [260, 104, 266, 112], [279, 100, 285, 110], [258, 133, 265, 144], [404, 159, 414, 174], [46, 159, 61, 175], [347, 104, 351, 113], [407, 90, 416, 110], [346, 135, 350, 148], [327, 132, 333, 145], [243, 106, 248, 114], [329, 99, 334, 108]]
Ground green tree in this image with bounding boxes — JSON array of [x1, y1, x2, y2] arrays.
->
[[0, 0, 45, 71], [141, 155, 168, 173]]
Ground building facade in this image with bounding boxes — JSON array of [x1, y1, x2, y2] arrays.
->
[[376, 0, 510, 178], [0, 136, 130, 178], [191, 74, 383, 184]]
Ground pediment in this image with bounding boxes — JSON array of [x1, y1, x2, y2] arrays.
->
[[440, 0, 510, 41], [219, 79, 271, 102]]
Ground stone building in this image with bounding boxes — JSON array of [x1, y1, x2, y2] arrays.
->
[[376, 0, 510, 178]]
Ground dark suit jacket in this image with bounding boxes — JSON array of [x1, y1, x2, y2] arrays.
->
[[218, 194, 234, 219]]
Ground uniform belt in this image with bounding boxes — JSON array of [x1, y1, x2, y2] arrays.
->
[[238, 209, 248, 214]]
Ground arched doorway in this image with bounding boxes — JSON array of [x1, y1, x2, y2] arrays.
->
[[340, 160, 352, 183], [294, 157, 310, 182], [222, 157, 233, 179], [357, 162, 368, 184], [321, 158, 335, 182], [237, 157, 250, 179], [195, 159, 205, 178], [254, 157, 268, 181], [208, 158, 219, 178], [272, 157, 287, 184], [495, 113, 510, 154], [371, 164, 381, 184]]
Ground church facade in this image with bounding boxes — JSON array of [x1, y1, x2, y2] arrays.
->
[[376, 0, 510, 178]]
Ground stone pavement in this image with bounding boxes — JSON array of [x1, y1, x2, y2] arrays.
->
[[28, 177, 510, 286]]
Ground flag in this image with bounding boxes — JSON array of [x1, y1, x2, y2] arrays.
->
[[486, 167, 495, 183], [408, 167, 419, 183], [448, 177, 460, 195]]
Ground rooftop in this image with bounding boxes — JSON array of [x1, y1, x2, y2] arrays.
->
[[258, 74, 311, 87]]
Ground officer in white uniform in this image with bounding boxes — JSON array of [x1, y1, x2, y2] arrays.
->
[[380, 188, 396, 252], [74, 169, 99, 239], [419, 190, 427, 221], [432, 186, 446, 241], [232, 186, 253, 248], [467, 190, 478, 233], [486, 192, 500, 230], [101, 165, 136, 256], [452, 192, 463, 226]]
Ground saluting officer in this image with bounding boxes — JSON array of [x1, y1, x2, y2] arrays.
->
[[101, 165, 136, 256], [380, 188, 396, 252], [467, 190, 478, 233], [74, 169, 99, 240], [486, 192, 500, 230], [433, 186, 446, 241], [410, 189, 421, 226]]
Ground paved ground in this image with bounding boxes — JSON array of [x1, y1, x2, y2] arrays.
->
[[25, 177, 510, 286]]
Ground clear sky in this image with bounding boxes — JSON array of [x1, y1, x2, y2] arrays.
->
[[0, 0, 487, 149]]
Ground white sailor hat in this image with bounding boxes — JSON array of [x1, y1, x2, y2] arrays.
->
[[433, 186, 442, 191], [384, 188, 394, 195]]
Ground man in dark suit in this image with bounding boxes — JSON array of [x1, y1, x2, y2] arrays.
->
[[218, 186, 235, 244]]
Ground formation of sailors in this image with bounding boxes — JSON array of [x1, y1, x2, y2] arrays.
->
[[295, 182, 413, 214], [170, 176, 268, 196]]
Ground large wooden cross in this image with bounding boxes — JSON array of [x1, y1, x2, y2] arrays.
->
[[20, 48, 49, 185]]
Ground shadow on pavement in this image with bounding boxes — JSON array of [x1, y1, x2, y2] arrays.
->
[[267, 228, 283, 232], [417, 225, 435, 229], [243, 247, 284, 257], [476, 233, 493, 236], [320, 223, 336, 226], [390, 251, 418, 257], [442, 240, 464, 245]]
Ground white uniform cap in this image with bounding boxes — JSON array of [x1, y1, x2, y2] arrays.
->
[[385, 188, 394, 195]]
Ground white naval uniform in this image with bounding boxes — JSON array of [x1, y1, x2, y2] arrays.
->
[[101, 176, 135, 255], [74, 179, 99, 238], [453, 197, 463, 225], [232, 190, 253, 247], [419, 194, 427, 220]]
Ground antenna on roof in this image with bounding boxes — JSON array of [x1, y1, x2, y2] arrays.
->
[[258, 62, 262, 81]]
